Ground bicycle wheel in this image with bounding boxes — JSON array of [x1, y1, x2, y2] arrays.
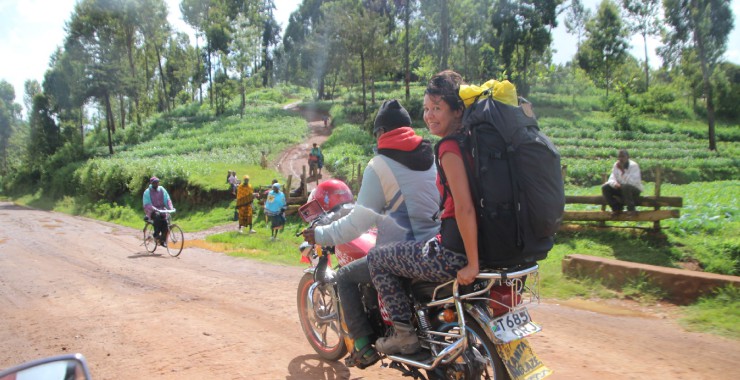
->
[[143, 223, 157, 253], [165, 224, 184, 257]]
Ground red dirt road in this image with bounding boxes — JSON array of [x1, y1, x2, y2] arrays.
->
[[1, 207, 739, 379]]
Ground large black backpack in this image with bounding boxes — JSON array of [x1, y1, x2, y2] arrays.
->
[[435, 95, 565, 267]]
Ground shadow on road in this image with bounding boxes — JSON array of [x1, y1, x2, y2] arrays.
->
[[285, 354, 352, 380], [127, 252, 165, 259]]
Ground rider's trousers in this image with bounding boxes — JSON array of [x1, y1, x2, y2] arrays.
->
[[336, 257, 374, 340]]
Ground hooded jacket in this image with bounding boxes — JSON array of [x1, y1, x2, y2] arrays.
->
[[315, 127, 440, 246]]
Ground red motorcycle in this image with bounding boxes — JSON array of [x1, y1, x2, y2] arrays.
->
[[296, 180, 550, 380]]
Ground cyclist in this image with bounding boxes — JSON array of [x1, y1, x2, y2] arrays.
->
[[142, 176, 174, 247]]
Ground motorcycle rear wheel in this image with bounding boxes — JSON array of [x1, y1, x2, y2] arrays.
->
[[429, 317, 510, 380], [297, 273, 348, 361], [466, 318, 510, 380]]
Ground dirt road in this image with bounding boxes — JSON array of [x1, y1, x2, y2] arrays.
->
[[275, 104, 333, 194], [1, 203, 739, 380]]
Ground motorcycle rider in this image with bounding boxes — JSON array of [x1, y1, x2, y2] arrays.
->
[[302, 99, 439, 368]]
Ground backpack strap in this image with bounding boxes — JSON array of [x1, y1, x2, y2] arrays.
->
[[433, 132, 472, 221], [367, 155, 403, 214]]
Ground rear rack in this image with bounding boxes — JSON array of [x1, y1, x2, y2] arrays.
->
[[427, 265, 541, 313]]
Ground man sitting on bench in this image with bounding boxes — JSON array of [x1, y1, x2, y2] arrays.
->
[[602, 149, 643, 217]]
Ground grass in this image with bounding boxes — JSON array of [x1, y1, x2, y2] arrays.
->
[[201, 214, 307, 266], [680, 286, 740, 339]]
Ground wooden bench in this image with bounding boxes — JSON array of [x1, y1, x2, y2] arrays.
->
[[562, 168, 683, 230]]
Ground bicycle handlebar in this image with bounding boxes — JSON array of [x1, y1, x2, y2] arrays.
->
[[153, 208, 176, 213]]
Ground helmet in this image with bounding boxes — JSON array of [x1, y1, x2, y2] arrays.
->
[[309, 179, 354, 212]]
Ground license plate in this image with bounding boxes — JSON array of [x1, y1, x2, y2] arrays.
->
[[489, 308, 541, 344]]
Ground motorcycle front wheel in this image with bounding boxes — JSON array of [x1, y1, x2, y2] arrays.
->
[[297, 273, 348, 361]]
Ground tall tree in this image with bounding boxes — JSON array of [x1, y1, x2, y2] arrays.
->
[[621, 0, 662, 90], [395, 0, 415, 101], [577, 0, 630, 98], [181, 0, 211, 102], [0, 80, 20, 174], [451, 0, 491, 82], [228, 13, 262, 117], [139, 0, 172, 113], [663, 0, 734, 151], [23, 80, 42, 120], [28, 93, 60, 160], [44, 48, 87, 143], [66, 0, 130, 154], [565, 0, 591, 48], [491, 0, 562, 96], [322, 0, 388, 117], [260, 1, 280, 87], [165, 32, 198, 106]]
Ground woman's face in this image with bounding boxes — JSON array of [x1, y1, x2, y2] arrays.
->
[[423, 94, 462, 137]]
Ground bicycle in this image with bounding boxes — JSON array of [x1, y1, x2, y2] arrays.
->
[[142, 209, 184, 257]]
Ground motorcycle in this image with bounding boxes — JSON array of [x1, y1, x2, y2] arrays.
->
[[0, 353, 92, 380], [295, 197, 551, 380]]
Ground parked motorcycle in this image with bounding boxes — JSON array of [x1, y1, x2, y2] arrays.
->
[[295, 193, 551, 379]]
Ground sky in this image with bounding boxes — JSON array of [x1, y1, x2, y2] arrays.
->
[[1, 0, 738, 115]]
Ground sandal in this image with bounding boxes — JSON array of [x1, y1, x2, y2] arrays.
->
[[344, 344, 381, 369]]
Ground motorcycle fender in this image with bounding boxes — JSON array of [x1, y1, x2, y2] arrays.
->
[[495, 339, 552, 380], [465, 304, 552, 380]]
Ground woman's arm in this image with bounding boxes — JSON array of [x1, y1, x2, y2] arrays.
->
[[440, 152, 479, 285]]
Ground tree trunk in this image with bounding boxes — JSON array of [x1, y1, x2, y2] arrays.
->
[[262, 21, 270, 88], [196, 41, 203, 104], [605, 58, 611, 99], [155, 44, 170, 113], [642, 32, 650, 90], [695, 29, 717, 151], [439, 0, 450, 71], [79, 106, 84, 145], [118, 94, 126, 130], [207, 49, 213, 109], [104, 93, 114, 155], [404, 2, 410, 102], [240, 74, 245, 119], [371, 77, 375, 104], [125, 26, 140, 126], [360, 50, 367, 120]]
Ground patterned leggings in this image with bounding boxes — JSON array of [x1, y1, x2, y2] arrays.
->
[[367, 238, 467, 322]]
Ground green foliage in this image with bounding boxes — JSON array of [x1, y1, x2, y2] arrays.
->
[[681, 286, 740, 339], [661, 181, 739, 275], [621, 272, 668, 303], [713, 63, 740, 120], [205, 213, 306, 266], [321, 123, 374, 182], [607, 92, 641, 131], [577, 0, 630, 94]]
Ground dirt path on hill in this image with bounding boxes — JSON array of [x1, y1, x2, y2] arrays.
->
[[1, 202, 739, 379], [275, 103, 334, 194]]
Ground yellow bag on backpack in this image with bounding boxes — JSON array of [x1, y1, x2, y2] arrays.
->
[[459, 79, 518, 108]]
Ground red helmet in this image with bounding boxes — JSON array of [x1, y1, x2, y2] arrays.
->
[[309, 179, 354, 212]]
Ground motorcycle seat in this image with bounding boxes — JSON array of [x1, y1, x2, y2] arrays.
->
[[411, 278, 488, 302]]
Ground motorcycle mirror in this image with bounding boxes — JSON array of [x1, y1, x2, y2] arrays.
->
[[298, 199, 325, 223], [0, 353, 92, 380]]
